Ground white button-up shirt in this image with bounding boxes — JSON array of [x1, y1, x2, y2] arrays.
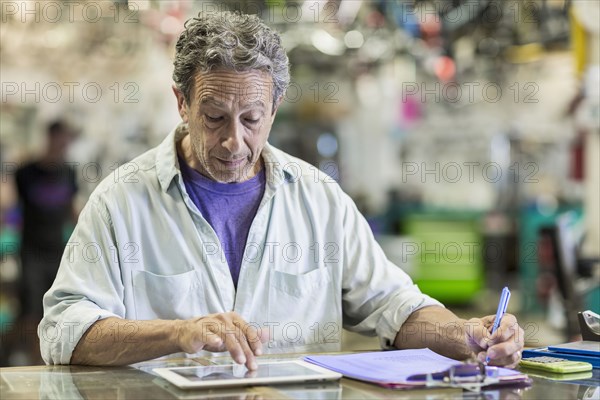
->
[[39, 124, 442, 364]]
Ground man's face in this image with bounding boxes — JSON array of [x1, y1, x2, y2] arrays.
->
[[174, 69, 278, 183]]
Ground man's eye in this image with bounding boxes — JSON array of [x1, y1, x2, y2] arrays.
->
[[205, 115, 223, 123], [244, 117, 259, 124]]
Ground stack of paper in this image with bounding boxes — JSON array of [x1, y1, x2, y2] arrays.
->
[[304, 348, 529, 389]]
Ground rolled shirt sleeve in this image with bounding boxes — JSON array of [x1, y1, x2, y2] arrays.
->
[[339, 191, 444, 349], [38, 196, 125, 364]]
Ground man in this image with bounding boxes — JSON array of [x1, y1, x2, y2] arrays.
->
[[39, 12, 523, 370], [15, 119, 78, 363]]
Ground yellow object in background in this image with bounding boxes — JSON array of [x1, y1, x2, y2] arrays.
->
[[570, 7, 587, 80]]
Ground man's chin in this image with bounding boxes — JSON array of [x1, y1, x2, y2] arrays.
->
[[210, 167, 254, 183]]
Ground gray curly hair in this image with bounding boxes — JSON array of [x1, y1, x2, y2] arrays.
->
[[173, 11, 290, 110]]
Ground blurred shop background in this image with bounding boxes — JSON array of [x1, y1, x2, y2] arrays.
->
[[1, 0, 599, 366]]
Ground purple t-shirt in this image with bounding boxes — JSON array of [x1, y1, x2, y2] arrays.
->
[[178, 155, 265, 287]]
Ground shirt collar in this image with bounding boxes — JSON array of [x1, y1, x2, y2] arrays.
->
[[155, 123, 296, 193]]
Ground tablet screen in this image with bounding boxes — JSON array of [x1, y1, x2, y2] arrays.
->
[[171, 362, 321, 382]]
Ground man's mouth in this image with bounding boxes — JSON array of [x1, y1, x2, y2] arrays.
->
[[216, 157, 246, 168]]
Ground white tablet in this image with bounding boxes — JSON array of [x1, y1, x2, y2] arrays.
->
[[153, 360, 342, 389]]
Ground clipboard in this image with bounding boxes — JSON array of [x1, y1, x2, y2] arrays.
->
[[304, 349, 531, 392]]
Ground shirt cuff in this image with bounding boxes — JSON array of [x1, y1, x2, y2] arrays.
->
[[38, 301, 120, 365], [376, 286, 444, 349]]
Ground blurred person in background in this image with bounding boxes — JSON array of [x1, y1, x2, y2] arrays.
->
[[13, 120, 78, 364]]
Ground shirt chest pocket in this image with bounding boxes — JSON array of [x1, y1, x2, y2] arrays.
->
[[270, 267, 331, 298], [268, 267, 335, 320], [266, 267, 339, 349], [131, 269, 205, 320]]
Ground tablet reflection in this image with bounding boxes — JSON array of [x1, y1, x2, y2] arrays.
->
[[152, 377, 341, 400], [38, 365, 173, 400], [169, 362, 327, 382], [187, 368, 258, 381]]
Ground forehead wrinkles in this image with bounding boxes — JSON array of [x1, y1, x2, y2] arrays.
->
[[193, 71, 273, 107]]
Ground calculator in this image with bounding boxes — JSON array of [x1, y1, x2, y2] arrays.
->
[[519, 356, 593, 373]]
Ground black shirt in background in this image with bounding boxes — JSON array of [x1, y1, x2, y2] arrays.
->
[[15, 161, 78, 254]]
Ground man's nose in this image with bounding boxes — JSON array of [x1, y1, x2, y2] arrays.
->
[[221, 121, 244, 154]]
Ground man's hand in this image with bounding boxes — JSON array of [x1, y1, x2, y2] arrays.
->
[[176, 312, 267, 370], [465, 313, 524, 368], [394, 306, 525, 368]]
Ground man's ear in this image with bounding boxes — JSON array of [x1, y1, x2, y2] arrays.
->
[[172, 85, 189, 123]]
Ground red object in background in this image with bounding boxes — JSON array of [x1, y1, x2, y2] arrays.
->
[[566, 89, 586, 182], [434, 56, 456, 82], [420, 12, 441, 37], [365, 10, 386, 28], [570, 130, 585, 181], [536, 231, 557, 305]]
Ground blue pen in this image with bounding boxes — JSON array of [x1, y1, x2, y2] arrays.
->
[[486, 286, 511, 364]]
